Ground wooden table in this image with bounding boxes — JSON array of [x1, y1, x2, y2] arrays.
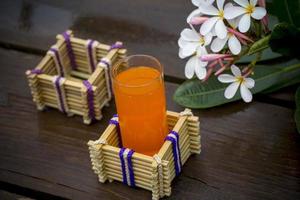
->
[[0, 0, 299, 199]]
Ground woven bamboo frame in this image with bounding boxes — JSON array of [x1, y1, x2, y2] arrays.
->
[[26, 30, 126, 124], [88, 109, 201, 200]]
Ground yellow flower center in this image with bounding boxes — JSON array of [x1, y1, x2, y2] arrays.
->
[[218, 10, 224, 19], [199, 37, 205, 45], [236, 76, 245, 84], [245, 4, 255, 14]]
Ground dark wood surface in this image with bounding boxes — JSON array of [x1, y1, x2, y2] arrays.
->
[[0, 1, 299, 200]]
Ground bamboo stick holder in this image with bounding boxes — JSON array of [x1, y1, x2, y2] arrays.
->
[[88, 109, 201, 200], [26, 30, 126, 124]]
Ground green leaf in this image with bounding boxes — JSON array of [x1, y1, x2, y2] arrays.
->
[[248, 35, 270, 55], [269, 0, 300, 28], [173, 61, 300, 108], [269, 23, 300, 58], [238, 48, 281, 63], [263, 76, 300, 93], [295, 87, 300, 134]]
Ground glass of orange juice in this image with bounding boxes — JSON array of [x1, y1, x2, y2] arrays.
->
[[111, 55, 168, 156]]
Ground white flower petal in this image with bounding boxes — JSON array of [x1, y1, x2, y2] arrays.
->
[[211, 37, 228, 52], [185, 56, 196, 79], [204, 33, 213, 46], [195, 65, 207, 80], [217, 0, 225, 10], [228, 35, 241, 55], [234, 0, 249, 7], [192, 0, 201, 6], [181, 28, 200, 41], [244, 78, 255, 88], [224, 82, 240, 99], [218, 74, 236, 83], [199, 4, 219, 16], [194, 47, 208, 68], [231, 65, 241, 76], [200, 60, 208, 67], [238, 14, 251, 33], [227, 16, 241, 28], [224, 2, 234, 9], [250, 0, 257, 6], [178, 48, 185, 59], [193, 0, 215, 6], [181, 42, 199, 57], [209, 27, 217, 36], [199, 46, 208, 56], [215, 19, 227, 39], [224, 6, 246, 19], [251, 7, 266, 20], [187, 9, 202, 23], [200, 17, 219, 36], [178, 37, 187, 48], [240, 84, 253, 102]]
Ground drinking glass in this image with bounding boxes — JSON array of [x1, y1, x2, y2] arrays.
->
[[111, 55, 168, 156]]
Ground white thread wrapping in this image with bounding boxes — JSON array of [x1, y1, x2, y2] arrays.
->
[[47, 45, 66, 76], [168, 133, 181, 172], [111, 116, 118, 122], [123, 148, 132, 186], [179, 108, 193, 117], [99, 57, 112, 100], [93, 138, 107, 145], [153, 154, 164, 197], [85, 39, 99, 73], [52, 75, 69, 113]]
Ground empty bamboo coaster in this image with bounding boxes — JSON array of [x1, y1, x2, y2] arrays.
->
[[26, 30, 127, 124], [87, 109, 201, 200]]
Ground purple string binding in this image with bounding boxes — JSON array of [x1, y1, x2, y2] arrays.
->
[[83, 80, 95, 121], [109, 116, 123, 147], [165, 131, 182, 176], [119, 148, 135, 187], [63, 31, 77, 70], [109, 42, 123, 51], [170, 130, 182, 167], [100, 59, 110, 68], [127, 149, 136, 187], [54, 76, 66, 113], [50, 48, 65, 77], [119, 148, 128, 185], [87, 40, 96, 72], [30, 69, 43, 74]]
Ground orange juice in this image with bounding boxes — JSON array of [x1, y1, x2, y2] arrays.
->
[[113, 66, 168, 156]]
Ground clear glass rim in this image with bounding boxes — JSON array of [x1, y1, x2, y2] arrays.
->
[[111, 54, 164, 88]]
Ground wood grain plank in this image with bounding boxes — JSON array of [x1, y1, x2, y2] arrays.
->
[[0, 49, 299, 199]]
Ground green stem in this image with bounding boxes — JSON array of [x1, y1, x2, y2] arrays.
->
[[250, 51, 262, 68], [282, 63, 300, 72]]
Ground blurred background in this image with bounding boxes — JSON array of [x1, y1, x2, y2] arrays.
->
[[0, 0, 193, 79]]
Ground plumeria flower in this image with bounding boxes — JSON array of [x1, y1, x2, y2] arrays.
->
[[218, 65, 255, 102], [178, 28, 212, 59], [184, 47, 209, 80], [178, 28, 212, 79], [211, 18, 242, 55], [187, 0, 214, 23], [199, 0, 230, 39], [224, 0, 267, 33]]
